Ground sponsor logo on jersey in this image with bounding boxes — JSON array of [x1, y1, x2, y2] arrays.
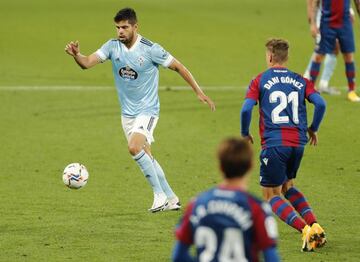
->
[[119, 66, 138, 80]]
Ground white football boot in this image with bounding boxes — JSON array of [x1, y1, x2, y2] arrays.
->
[[148, 192, 168, 213], [162, 196, 181, 211]]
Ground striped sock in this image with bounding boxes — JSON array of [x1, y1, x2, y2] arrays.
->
[[284, 187, 317, 225], [304, 53, 316, 79], [270, 196, 306, 232], [345, 62, 355, 91], [310, 61, 321, 83]]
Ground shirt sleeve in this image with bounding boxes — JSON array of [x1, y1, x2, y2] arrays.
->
[[95, 40, 114, 62], [308, 93, 326, 132], [304, 78, 318, 99], [245, 74, 262, 101], [175, 200, 195, 245], [250, 198, 278, 251], [150, 43, 174, 68]]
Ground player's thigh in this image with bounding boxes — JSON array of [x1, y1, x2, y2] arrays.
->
[[317, 25, 337, 54], [121, 116, 136, 141], [121, 115, 159, 147], [286, 147, 304, 180], [131, 115, 159, 145], [260, 147, 290, 187], [337, 24, 355, 54]]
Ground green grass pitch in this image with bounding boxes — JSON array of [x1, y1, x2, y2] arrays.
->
[[1, 0, 360, 261]]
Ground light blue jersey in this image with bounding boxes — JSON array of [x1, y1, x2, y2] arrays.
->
[[96, 35, 174, 117]]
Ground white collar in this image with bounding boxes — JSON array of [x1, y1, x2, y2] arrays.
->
[[122, 34, 141, 52]]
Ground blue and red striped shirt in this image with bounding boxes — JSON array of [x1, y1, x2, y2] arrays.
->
[[175, 185, 277, 262], [321, 0, 351, 28], [245, 67, 317, 149]]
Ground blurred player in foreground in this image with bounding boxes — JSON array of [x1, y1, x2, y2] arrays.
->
[[308, 0, 360, 101], [241, 38, 327, 251], [173, 137, 279, 262], [65, 8, 215, 212]]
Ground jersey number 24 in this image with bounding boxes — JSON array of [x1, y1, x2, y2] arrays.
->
[[195, 227, 247, 262]]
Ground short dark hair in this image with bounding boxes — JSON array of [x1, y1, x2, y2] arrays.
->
[[265, 38, 289, 63], [217, 137, 253, 179], [114, 8, 137, 24]]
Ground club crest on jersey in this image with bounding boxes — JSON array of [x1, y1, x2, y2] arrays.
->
[[119, 66, 138, 80], [137, 56, 144, 66]]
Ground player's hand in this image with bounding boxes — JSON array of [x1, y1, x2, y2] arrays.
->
[[197, 93, 216, 111], [307, 128, 318, 146], [65, 41, 80, 57], [310, 23, 319, 38], [242, 134, 254, 144]]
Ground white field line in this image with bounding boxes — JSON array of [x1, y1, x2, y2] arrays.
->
[[0, 85, 245, 91]]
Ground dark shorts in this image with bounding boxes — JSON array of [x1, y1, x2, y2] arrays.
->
[[316, 22, 355, 54], [260, 146, 304, 187]]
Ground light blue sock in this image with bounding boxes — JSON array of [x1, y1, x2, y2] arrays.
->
[[320, 54, 337, 84], [153, 159, 176, 199], [133, 150, 163, 193]]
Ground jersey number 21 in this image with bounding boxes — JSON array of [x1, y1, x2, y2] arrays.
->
[[270, 91, 299, 124]]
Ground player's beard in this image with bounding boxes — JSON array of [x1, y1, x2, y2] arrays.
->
[[119, 32, 134, 45]]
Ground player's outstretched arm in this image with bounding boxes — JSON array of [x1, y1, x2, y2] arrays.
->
[[65, 41, 100, 69], [168, 59, 215, 111], [241, 98, 256, 144]]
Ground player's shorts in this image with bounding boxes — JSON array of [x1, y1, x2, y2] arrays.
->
[[121, 115, 159, 144], [259, 146, 304, 187], [316, 21, 355, 54]]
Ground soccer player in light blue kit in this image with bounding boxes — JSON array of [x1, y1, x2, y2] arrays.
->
[[65, 8, 215, 212]]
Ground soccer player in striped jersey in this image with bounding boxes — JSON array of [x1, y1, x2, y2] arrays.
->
[[304, 0, 340, 95], [173, 138, 279, 262], [241, 38, 327, 251], [65, 8, 215, 213], [308, 0, 360, 102]]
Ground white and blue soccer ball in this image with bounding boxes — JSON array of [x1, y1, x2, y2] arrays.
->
[[62, 163, 89, 189]]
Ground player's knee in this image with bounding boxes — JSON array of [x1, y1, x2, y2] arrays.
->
[[314, 54, 324, 63], [128, 143, 142, 156], [343, 53, 353, 63], [282, 181, 294, 194], [263, 190, 279, 201]]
